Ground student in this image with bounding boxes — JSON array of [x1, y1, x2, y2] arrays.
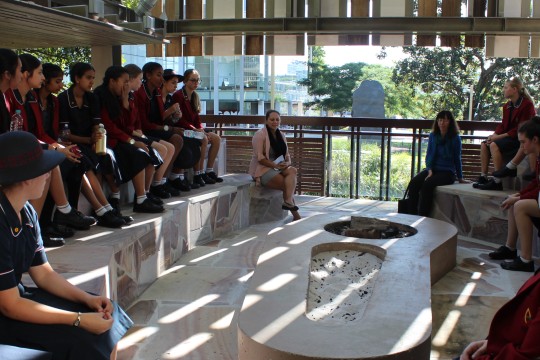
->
[[134, 62, 185, 194], [474, 77, 536, 191], [249, 109, 301, 221], [488, 117, 540, 272], [404, 111, 467, 216], [172, 68, 223, 186], [94, 66, 164, 213], [0, 48, 21, 132], [0, 131, 132, 360]]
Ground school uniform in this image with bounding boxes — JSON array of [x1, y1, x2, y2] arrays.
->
[[493, 96, 536, 156], [0, 90, 11, 133], [0, 192, 132, 359]]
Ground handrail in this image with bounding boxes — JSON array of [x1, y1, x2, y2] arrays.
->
[[202, 115, 498, 200]]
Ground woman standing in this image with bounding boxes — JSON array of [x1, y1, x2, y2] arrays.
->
[[0, 131, 132, 359], [405, 110, 467, 216], [249, 109, 301, 221]]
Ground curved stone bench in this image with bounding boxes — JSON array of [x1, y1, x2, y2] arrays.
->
[[238, 212, 457, 360]]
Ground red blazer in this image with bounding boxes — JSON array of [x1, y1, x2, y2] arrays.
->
[[100, 98, 136, 148], [519, 157, 540, 200], [477, 271, 540, 359], [495, 97, 536, 138], [171, 89, 202, 130], [134, 83, 164, 131], [5, 89, 56, 144]]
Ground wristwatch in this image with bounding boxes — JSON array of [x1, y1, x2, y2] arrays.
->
[[129, 138, 135, 145], [73, 312, 81, 327], [163, 125, 170, 131]]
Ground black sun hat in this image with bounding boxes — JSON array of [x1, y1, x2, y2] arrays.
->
[[0, 131, 65, 186], [163, 69, 183, 81]]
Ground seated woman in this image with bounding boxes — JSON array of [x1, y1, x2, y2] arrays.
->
[[172, 69, 223, 186], [405, 110, 467, 216], [474, 77, 536, 191], [488, 117, 540, 273], [455, 268, 540, 360], [0, 131, 132, 359], [249, 109, 301, 221]]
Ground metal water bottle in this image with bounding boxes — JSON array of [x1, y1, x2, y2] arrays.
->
[[95, 123, 107, 155]]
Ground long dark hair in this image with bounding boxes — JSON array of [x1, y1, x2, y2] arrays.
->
[[518, 116, 540, 140], [96, 66, 129, 120], [432, 110, 460, 136], [19, 53, 41, 75], [0, 49, 19, 80], [42, 63, 63, 84], [265, 109, 287, 158], [69, 62, 94, 83]]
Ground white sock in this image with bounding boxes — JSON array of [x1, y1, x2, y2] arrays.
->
[[110, 191, 120, 199], [507, 161, 517, 170], [520, 256, 532, 263], [95, 206, 107, 216], [493, 177, 502, 184], [57, 203, 72, 214], [206, 167, 213, 173], [179, 173, 185, 180], [152, 180, 161, 187], [136, 195, 147, 204], [105, 204, 113, 212], [168, 173, 180, 181]]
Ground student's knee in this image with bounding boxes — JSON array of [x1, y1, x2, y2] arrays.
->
[[170, 134, 183, 149], [489, 141, 500, 154]]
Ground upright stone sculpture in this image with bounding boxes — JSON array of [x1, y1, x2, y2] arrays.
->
[[352, 80, 385, 118]]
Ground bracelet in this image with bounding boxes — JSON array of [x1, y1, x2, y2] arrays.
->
[[73, 312, 81, 327]]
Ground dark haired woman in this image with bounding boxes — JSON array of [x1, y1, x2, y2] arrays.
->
[[0, 48, 22, 132], [172, 68, 223, 186], [94, 65, 164, 213], [488, 117, 540, 272], [0, 131, 132, 360], [134, 62, 185, 194], [404, 110, 467, 217], [249, 109, 301, 221]]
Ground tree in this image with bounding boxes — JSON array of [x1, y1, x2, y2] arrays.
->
[[299, 47, 365, 115], [17, 47, 91, 75], [392, 45, 540, 120]]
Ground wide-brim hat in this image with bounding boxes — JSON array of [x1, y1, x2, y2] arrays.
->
[[163, 69, 183, 81], [0, 131, 65, 185]]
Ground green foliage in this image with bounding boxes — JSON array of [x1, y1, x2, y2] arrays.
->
[[121, 0, 139, 10], [393, 45, 540, 120], [17, 47, 90, 74]]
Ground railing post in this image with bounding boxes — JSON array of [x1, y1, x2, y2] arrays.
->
[[379, 127, 386, 200], [385, 126, 391, 201]]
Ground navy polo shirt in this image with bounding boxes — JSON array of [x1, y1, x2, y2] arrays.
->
[[0, 192, 47, 291], [58, 87, 101, 137]]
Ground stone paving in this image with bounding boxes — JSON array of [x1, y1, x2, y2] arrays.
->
[[117, 196, 536, 360]]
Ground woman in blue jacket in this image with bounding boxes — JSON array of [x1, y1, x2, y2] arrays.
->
[[406, 110, 467, 216]]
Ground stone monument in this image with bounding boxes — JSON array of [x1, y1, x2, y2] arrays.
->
[[352, 80, 385, 118]]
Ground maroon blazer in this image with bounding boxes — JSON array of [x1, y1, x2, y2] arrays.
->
[[477, 270, 540, 359], [134, 83, 164, 131]]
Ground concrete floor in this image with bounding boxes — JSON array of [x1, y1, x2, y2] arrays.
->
[[117, 196, 535, 360]]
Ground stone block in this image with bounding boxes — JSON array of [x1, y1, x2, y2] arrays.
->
[[249, 186, 287, 224]]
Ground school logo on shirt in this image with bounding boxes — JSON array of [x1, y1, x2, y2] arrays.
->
[[524, 308, 532, 324]]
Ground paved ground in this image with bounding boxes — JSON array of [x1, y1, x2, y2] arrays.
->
[[117, 196, 536, 360]]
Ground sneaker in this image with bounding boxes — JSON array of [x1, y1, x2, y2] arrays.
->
[[96, 210, 125, 228], [472, 175, 489, 188], [193, 174, 206, 187], [206, 171, 223, 183], [54, 209, 96, 230], [488, 245, 517, 260], [167, 177, 190, 192], [42, 235, 65, 248], [149, 184, 172, 199], [146, 192, 164, 206], [133, 198, 164, 213], [492, 167, 517, 178], [164, 181, 181, 197], [522, 170, 536, 181], [477, 179, 503, 191], [501, 257, 534, 272], [41, 223, 75, 238], [201, 172, 216, 185]]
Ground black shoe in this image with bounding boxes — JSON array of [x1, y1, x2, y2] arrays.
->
[[164, 181, 181, 197], [522, 170, 536, 181], [472, 175, 489, 188], [111, 208, 134, 224], [190, 181, 200, 190], [501, 257, 534, 272], [42, 235, 65, 248], [133, 198, 164, 213], [54, 209, 96, 230], [488, 245, 517, 260], [108, 197, 120, 211], [96, 210, 125, 228], [41, 223, 75, 238], [167, 177, 189, 193], [150, 184, 172, 199], [178, 178, 191, 192], [477, 179, 503, 191], [146, 192, 164, 206], [492, 167, 517, 178], [282, 201, 299, 211], [201, 172, 216, 184], [193, 174, 206, 187], [206, 171, 223, 183]]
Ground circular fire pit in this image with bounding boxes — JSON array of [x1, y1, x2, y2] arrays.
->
[[324, 216, 417, 239]]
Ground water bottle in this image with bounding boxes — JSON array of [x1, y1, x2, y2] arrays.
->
[[9, 110, 23, 132], [95, 123, 107, 155], [184, 129, 204, 140], [58, 123, 71, 143]]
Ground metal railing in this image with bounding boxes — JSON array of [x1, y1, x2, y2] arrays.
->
[[202, 115, 499, 200]]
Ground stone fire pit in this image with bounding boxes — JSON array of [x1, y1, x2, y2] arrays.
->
[[238, 212, 457, 360]]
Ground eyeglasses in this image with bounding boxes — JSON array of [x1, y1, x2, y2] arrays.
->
[[188, 78, 201, 84]]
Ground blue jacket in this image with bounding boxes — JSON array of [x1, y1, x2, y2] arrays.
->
[[425, 132, 463, 179]]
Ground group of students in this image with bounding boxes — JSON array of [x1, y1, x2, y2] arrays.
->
[[0, 48, 223, 248]]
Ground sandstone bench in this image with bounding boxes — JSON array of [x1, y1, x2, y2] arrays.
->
[[238, 212, 457, 360]]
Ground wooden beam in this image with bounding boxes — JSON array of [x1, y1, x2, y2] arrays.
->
[[417, 0, 437, 46]]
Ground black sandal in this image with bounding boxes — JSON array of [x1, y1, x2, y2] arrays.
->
[[282, 201, 299, 211]]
